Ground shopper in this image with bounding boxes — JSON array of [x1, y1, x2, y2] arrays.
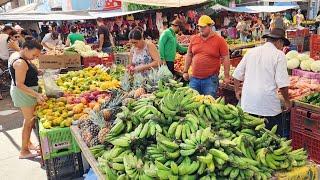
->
[[236, 18, 250, 42], [9, 40, 47, 159], [232, 28, 291, 135], [7, 30, 21, 57], [183, 15, 230, 97], [251, 18, 265, 41], [128, 29, 162, 74], [41, 31, 61, 51], [66, 25, 85, 46], [97, 17, 114, 53], [158, 19, 187, 75], [293, 9, 305, 26]]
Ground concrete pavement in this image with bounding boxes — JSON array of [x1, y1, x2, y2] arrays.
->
[[0, 92, 48, 180]]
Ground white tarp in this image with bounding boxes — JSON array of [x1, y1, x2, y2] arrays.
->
[[210, 4, 299, 13], [0, 8, 143, 21], [121, 0, 209, 7]]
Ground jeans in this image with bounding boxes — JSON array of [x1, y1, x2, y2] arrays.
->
[[189, 75, 219, 98], [102, 47, 112, 53], [240, 33, 247, 42]]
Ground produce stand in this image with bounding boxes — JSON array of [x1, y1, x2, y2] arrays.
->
[[228, 41, 265, 52], [70, 125, 105, 180]]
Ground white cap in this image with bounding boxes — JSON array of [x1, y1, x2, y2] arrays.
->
[[14, 25, 23, 31]]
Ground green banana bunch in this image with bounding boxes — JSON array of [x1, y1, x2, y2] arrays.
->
[[123, 154, 153, 179], [89, 145, 106, 159], [110, 134, 132, 147], [242, 114, 265, 128]]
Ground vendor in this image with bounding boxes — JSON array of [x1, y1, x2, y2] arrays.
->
[[232, 28, 291, 135], [128, 28, 162, 74], [41, 31, 61, 51], [158, 19, 187, 75], [183, 15, 230, 97], [97, 17, 114, 53], [236, 17, 250, 42], [66, 25, 85, 46], [293, 10, 305, 27], [9, 40, 47, 159], [251, 18, 265, 41]]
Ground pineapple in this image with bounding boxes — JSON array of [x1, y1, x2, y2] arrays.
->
[[100, 92, 124, 121], [89, 137, 100, 147], [79, 119, 99, 146], [145, 65, 173, 92], [89, 110, 110, 144], [120, 72, 131, 92], [130, 73, 146, 98]]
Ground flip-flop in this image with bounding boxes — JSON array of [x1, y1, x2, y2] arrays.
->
[[19, 152, 40, 159], [29, 144, 40, 151]]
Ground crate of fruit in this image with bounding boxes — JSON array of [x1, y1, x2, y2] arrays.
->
[[45, 152, 84, 180], [39, 121, 81, 160], [291, 130, 320, 164], [82, 56, 102, 67]]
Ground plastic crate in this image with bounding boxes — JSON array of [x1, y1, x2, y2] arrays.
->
[[292, 69, 320, 83], [286, 30, 299, 38], [114, 52, 130, 66], [39, 121, 80, 160], [290, 107, 320, 138], [291, 130, 320, 164], [45, 152, 84, 180], [310, 34, 320, 60], [82, 57, 102, 67]]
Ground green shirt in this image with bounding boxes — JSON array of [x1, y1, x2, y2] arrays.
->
[[158, 28, 188, 62], [68, 33, 85, 45]]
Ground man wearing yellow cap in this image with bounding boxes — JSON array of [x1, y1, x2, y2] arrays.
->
[[183, 15, 230, 97]]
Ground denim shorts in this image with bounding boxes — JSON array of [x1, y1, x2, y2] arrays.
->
[[189, 75, 219, 98], [102, 47, 112, 53]]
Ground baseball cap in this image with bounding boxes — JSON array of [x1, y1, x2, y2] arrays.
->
[[198, 15, 214, 27]]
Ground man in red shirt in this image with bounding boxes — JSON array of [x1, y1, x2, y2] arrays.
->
[[183, 15, 230, 97]]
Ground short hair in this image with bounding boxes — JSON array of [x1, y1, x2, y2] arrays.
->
[[24, 36, 34, 41], [133, 26, 144, 33], [9, 30, 18, 37], [3, 26, 12, 32], [128, 29, 143, 40], [97, 17, 104, 22], [22, 39, 43, 50], [70, 25, 78, 33]]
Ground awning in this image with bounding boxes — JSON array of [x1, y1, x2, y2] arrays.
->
[[120, 0, 209, 7], [0, 0, 11, 6], [4, 2, 51, 14], [0, 9, 144, 21], [261, 0, 307, 2], [210, 4, 299, 13]]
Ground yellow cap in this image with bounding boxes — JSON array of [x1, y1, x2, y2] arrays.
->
[[198, 15, 214, 27]]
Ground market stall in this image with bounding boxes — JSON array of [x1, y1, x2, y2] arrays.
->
[[33, 62, 320, 179]]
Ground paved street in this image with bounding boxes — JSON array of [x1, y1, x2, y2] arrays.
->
[[0, 92, 47, 180]]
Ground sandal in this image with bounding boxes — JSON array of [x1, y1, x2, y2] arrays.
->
[[19, 152, 40, 159], [28, 144, 40, 151]]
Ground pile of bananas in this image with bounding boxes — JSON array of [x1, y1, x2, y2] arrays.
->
[[93, 79, 307, 180]]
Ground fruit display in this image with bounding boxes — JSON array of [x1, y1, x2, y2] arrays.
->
[[112, 46, 130, 53], [300, 92, 320, 107], [227, 39, 263, 50], [93, 78, 307, 179], [286, 50, 320, 72], [64, 40, 108, 58], [288, 76, 320, 99], [36, 91, 112, 129], [174, 54, 192, 74], [56, 66, 120, 94], [177, 35, 191, 45], [45, 49, 64, 55], [301, 20, 316, 26]]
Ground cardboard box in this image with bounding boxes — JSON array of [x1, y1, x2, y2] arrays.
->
[[39, 54, 81, 69]]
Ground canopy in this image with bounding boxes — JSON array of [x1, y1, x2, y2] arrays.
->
[[210, 4, 299, 13], [120, 0, 209, 7], [261, 0, 307, 2], [0, 9, 144, 21], [4, 2, 51, 14]]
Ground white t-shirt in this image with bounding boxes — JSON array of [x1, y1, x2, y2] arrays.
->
[[41, 33, 60, 50], [0, 34, 9, 60], [232, 42, 290, 116]]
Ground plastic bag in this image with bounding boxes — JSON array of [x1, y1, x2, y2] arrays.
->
[[43, 69, 63, 98]]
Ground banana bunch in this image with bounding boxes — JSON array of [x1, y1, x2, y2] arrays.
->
[[193, 94, 216, 104], [196, 148, 229, 174], [233, 135, 256, 160], [123, 154, 154, 179], [179, 128, 213, 156], [155, 157, 199, 179], [89, 145, 106, 159], [168, 114, 199, 140], [130, 120, 162, 139], [109, 133, 132, 147], [226, 155, 272, 180], [241, 114, 265, 129]]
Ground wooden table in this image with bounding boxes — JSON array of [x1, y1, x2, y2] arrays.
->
[[70, 126, 105, 180]]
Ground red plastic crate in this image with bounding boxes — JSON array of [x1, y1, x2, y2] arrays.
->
[[82, 56, 102, 67], [291, 130, 320, 164], [310, 34, 320, 60], [286, 30, 299, 38], [290, 107, 320, 138]]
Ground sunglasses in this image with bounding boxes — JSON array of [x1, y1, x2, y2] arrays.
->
[[13, 35, 20, 38]]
